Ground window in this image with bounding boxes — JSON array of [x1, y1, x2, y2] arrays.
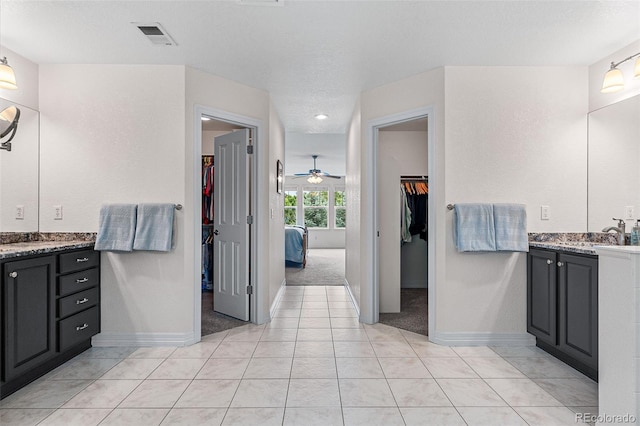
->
[[303, 189, 329, 228], [334, 189, 346, 228], [284, 190, 298, 225]]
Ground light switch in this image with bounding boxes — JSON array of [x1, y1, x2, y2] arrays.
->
[[541, 205, 550, 220]]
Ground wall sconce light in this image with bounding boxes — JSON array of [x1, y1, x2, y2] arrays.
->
[[601, 52, 640, 93]]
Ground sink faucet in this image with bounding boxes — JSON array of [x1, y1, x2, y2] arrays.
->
[[602, 218, 626, 245]]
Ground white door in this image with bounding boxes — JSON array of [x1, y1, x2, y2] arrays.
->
[[213, 129, 250, 321]]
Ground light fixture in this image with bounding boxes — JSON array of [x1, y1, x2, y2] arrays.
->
[[307, 175, 323, 184], [0, 57, 17, 90], [201, 116, 211, 121], [601, 52, 640, 94], [314, 114, 328, 120]]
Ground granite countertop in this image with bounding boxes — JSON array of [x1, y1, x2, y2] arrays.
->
[[0, 240, 96, 260], [528, 232, 621, 255]]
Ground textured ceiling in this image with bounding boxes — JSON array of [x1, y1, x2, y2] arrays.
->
[[1, 1, 639, 173]]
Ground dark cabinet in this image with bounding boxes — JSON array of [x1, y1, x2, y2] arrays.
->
[[2, 256, 56, 381], [1, 247, 100, 398], [527, 248, 598, 381]]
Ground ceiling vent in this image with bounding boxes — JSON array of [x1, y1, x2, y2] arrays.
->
[[132, 22, 177, 46]]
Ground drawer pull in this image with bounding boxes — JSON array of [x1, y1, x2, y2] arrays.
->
[[76, 277, 89, 283], [557, 261, 564, 267], [76, 257, 89, 263], [76, 323, 89, 331], [9, 271, 17, 278], [76, 298, 89, 305], [546, 259, 553, 265]]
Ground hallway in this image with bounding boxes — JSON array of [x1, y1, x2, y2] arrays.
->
[[1, 285, 597, 425]]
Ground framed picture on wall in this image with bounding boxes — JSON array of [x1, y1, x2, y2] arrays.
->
[[277, 160, 284, 194]]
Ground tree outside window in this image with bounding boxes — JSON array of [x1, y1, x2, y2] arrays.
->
[[303, 189, 328, 228], [284, 190, 297, 225], [335, 189, 346, 228]]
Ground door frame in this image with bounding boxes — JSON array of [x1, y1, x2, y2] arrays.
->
[[193, 105, 263, 339], [365, 106, 436, 337]]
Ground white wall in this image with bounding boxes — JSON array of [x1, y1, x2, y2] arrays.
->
[[589, 40, 640, 112], [39, 65, 191, 340], [441, 66, 588, 336], [345, 99, 362, 310], [269, 100, 286, 312]]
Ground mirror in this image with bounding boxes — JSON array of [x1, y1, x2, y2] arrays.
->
[[0, 105, 20, 151], [588, 94, 640, 231], [0, 97, 39, 232]]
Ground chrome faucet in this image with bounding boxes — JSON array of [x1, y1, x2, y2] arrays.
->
[[602, 218, 626, 245]]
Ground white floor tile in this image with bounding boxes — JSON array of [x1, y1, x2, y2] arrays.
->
[[342, 407, 404, 426], [339, 379, 396, 407], [147, 358, 207, 380], [296, 328, 333, 341], [400, 407, 466, 425], [514, 406, 579, 425], [230, 379, 289, 407], [160, 408, 226, 426], [119, 380, 191, 408], [99, 408, 169, 426], [100, 358, 164, 380], [295, 341, 335, 357], [436, 378, 507, 407], [195, 358, 249, 380], [0, 408, 55, 426], [243, 357, 293, 379], [253, 341, 296, 357], [222, 407, 284, 425], [32, 408, 111, 426], [463, 356, 527, 378], [283, 407, 343, 426], [174, 380, 239, 408], [388, 378, 452, 407], [286, 378, 341, 407], [334, 341, 376, 357], [290, 357, 338, 379], [378, 357, 432, 378], [421, 357, 478, 379], [62, 380, 141, 409], [485, 378, 564, 407], [457, 406, 528, 425], [336, 358, 384, 378]]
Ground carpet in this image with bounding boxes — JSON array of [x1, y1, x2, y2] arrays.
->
[[378, 288, 428, 336], [286, 249, 345, 286], [201, 291, 247, 336]]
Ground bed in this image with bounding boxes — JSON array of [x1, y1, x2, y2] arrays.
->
[[285, 225, 308, 268]]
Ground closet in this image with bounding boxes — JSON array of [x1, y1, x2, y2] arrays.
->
[[377, 118, 429, 335]]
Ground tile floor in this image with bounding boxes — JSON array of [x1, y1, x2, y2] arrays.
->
[[0, 285, 598, 425]]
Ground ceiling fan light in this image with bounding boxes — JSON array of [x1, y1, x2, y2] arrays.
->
[[0, 57, 18, 90], [307, 175, 323, 184], [601, 66, 624, 93]]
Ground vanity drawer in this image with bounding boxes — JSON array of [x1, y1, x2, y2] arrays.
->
[[58, 268, 99, 296], [58, 287, 99, 319], [59, 250, 99, 274], [58, 307, 99, 352]]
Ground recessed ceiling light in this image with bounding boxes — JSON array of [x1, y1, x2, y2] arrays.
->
[[315, 114, 328, 120], [201, 117, 211, 121]]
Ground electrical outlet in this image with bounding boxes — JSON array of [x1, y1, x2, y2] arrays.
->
[[54, 205, 63, 220], [541, 205, 550, 220], [15, 205, 24, 220], [625, 206, 635, 220]]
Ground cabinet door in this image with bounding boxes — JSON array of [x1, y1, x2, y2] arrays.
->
[[2, 256, 56, 381], [527, 249, 557, 346], [557, 253, 598, 371]]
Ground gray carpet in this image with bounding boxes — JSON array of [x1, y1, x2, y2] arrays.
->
[[201, 291, 247, 336], [286, 249, 345, 286], [378, 288, 428, 336]]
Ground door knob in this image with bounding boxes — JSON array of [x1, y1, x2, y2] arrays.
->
[[213, 229, 220, 235]]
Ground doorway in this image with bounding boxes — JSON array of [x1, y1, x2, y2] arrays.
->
[[194, 106, 261, 339], [366, 106, 436, 338], [376, 118, 429, 336]]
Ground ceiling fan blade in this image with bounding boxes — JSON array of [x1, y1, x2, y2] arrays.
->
[[322, 173, 342, 179], [293, 173, 311, 176]]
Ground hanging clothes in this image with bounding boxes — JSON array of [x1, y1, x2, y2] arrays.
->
[[202, 156, 214, 224], [401, 179, 428, 241], [401, 186, 412, 243]]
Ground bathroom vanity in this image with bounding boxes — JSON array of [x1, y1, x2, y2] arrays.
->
[[0, 239, 100, 398], [527, 238, 601, 381]]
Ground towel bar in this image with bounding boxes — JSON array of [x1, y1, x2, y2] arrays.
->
[[447, 204, 455, 210], [175, 204, 183, 210]]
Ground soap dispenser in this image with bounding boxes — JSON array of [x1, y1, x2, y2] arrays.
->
[[632, 220, 640, 246]]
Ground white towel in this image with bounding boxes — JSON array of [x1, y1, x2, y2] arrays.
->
[[453, 203, 497, 252], [493, 203, 528, 252], [94, 204, 137, 252], [133, 203, 175, 252]]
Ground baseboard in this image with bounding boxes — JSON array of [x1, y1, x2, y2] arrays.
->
[[344, 278, 360, 316], [429, 331, 535, 347], [92, 331, 197, 347], [270, 278, 287, 319]]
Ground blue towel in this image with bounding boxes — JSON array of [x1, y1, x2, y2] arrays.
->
[[133, 203, 175, 252], [453, 203, 496, 252], [493, 203, 528, 252], [94, 204, 137, 252]]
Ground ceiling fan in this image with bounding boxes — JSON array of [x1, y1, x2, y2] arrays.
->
[[294, 155, 341, 183]]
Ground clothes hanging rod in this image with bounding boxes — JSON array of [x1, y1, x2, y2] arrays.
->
[[401, 175, 428, 181]]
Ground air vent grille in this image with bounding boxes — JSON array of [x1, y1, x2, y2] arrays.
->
[[132, 22, 177, 46]]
